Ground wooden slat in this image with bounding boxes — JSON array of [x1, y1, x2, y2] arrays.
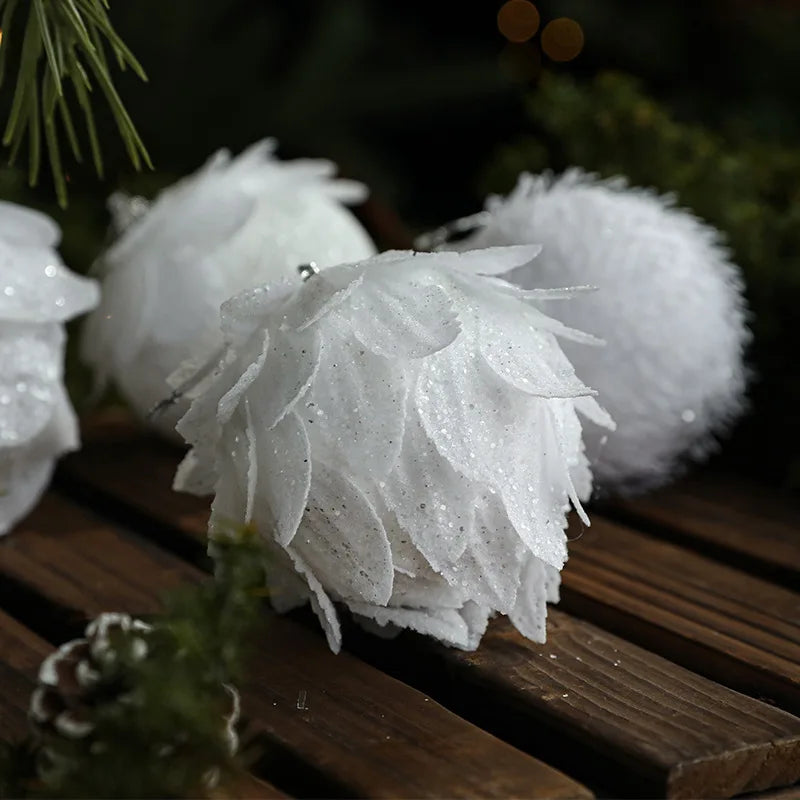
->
[[0, 610, 49, 741], [427, 613, 800, 799], [604, 474, 800, 583], [563, 516, 800, 713], [59, 420, 800, 798], [0, 492, 590, 799], [0, 494, 191, 618]]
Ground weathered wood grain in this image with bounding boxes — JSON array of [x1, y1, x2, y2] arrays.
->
[[0, 491, 590, 799], [0, 610, 50, 740], [603, 474, 800, 584], [427, 613, 800, 799], [60, 420, 800, 798], [563, 515, 800, 713]]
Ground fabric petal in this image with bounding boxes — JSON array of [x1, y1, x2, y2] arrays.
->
[[250, 408, 311, 547], [346, 280, 461, 359], [251, 327, 321, 430], [217, 330, 271, 425], [282, 266, 363, 331], [416, 340, 569, 569], [0, 323, 63, 447], [348, 603, 470, 649], [407, 245, 542, 276], [292, 461, 393, 605], [0, 384, 78, 535], [508, 556, 555, 643], [286, 549, 342, 653], [0, 243, 99, 324], [304, 319, 406, 480], [380, 408, 473, 572]]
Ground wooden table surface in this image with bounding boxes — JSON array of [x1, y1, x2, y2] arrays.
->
[[1, 413, 798, 799]]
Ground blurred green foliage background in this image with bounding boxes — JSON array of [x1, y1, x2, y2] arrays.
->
[[1, 0, 798, 487]]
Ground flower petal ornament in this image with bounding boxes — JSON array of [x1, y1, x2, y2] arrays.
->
[[175, 246, 613, 652], [81, 140, 376, 438], [0, 202, 99, 535], [422, 170, 749, 493]]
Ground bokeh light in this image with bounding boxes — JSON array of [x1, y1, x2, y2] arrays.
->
[[497, 0, 540, 44], [541, 17, 584, 62]]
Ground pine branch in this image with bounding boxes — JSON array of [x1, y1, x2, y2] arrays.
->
[[0, 0, 150, 207]]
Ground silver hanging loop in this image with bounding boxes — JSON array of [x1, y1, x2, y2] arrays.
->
[[298, 262, 320, 281]]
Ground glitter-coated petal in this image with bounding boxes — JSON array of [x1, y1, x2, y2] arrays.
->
[[346, 280, 461, 359], [304, 320, 406, 480], [293, 461, 393, 605], [0, 323, 63, 447], [250, 408, 311, 547]]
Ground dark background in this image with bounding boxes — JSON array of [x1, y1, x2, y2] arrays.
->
[[1, 0, 799, 488]]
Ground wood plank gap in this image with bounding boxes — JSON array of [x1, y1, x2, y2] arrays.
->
[[595, 474, 800, 588]]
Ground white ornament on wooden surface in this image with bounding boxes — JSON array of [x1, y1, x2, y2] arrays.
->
[[81, 139, 376, 439], [424, 170, 749, 493], [174, 246, 613, 652], [0, 202, 99, 535]]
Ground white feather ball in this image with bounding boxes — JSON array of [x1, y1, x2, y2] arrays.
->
[[81, 139, 376, 438], [0, 202, 99, 535], [174, 246, 613, 651], [429, 170, 749, 492]]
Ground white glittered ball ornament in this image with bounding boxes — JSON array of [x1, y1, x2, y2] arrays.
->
[[81, 139, 376, 439], [424, 170, 749, 493], [174, 246, 613, 652], [0, 202, 99, 535]]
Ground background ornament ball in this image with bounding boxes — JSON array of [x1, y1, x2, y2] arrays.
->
[[81, 139, 377, 439], [428, 170, 749, 493], [174, 246, 613, 652], [0, 202, 99, 535]]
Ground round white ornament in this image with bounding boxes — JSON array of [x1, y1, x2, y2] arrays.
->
[[423, 170, 749, 493], [174, 246, 613, 652], [81, 140, 376, 439], [0, 201, 99, 535]]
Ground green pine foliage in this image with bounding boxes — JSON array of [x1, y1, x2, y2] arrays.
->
[[484, 71, 800, 488], [0, 0, 150, 207], [0, 524, 271, 799]]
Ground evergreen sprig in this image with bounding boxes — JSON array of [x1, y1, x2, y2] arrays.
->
[[0, 0, 150, 207], [0, 524, 270, 799]]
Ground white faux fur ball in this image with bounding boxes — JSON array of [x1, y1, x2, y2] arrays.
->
[[81, 140, 376, 439], [426, 170, 749, 492]]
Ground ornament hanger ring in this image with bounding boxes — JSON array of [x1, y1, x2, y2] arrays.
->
[[298, 262, 319, 281]]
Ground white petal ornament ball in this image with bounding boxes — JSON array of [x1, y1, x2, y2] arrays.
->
[[174, 246, 614, 652], [0, 202, 99, 535], [81, 140, 376, 438], [424, 170, 749, 493]]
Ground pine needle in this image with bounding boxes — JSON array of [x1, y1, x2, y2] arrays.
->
[[0, 0, 149, 207]]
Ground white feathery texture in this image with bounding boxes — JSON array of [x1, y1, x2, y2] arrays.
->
[[426, 170, 749, 493], [0, 201, 99, 535], [81, 139, 377, 439], [174, 246, 613, 652]]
